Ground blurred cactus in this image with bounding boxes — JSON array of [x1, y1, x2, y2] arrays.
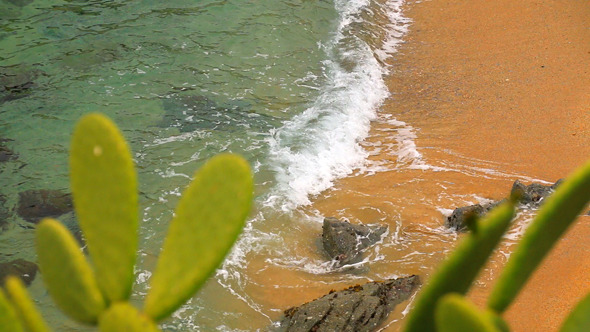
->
[[404, 159, 590, 332], [0, 113, 253, 331], [560, 293, 590, 332], [403, 199, 516, 331], [0, 288, 25, 332], [2, 276, 50, 332], [435, 294, 508, 332]]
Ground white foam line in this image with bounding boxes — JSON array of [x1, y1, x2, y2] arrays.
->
[[263, 0, 410, 211]]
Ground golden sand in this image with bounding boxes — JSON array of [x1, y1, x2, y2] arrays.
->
[[311, 0, 590, 330]]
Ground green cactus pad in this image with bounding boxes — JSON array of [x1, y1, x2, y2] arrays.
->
[[3, 277, 51, 332], [99, 302, 160, 332], [0, 289, 25, 332], [70, 113, 138, 302], [488, 159, 590, 313], [36, 218, 106, 324], [403, 201, 515, 332], [144, 153, 253, 321], [559, 292, 590, 332], [436, 294, 504, 332]]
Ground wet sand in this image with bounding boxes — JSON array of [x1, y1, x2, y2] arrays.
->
[[312, 0, 590, 330]]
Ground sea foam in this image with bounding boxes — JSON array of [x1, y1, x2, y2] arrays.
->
[[264, 0, 410, 211]]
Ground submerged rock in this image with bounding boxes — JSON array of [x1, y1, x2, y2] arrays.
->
[[0, 259, 38, 287], [0, 146, 17, 162], [0, 65, 43, 104], [322, 217, 387, 266], [0, 140, 17, 162], [511, 179, 563, 207], [0, 194, 8, 230], [277, 275, 420, 332], [17, 189, 73, 223], [157, 92, 273, 133], [4, 0, 34, 8], [59, 211, 85, 247], [445, 201, 504, 232]]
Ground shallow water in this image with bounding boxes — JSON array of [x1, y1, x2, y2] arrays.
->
[[0, 0, 549, 331]]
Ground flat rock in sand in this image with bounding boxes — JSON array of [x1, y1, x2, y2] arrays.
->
[[277, 275, 420, 332]]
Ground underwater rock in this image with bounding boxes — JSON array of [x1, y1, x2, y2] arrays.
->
[[444, 200, 504, 232], [0, 139, 17, 162], [59, 211, 85, 248], [17, 189, 73, 223], [159, 94, 218, 132], [511, 179, 563, 207], [157, 92, 272, 133], [0, 3, 20, 21], [0, 65, 43, 104], [3, 0, 34, 7], [277, 275, 420, 332], [322, 217, 387, 266], [0, 145, 17, 162], [0, 259, 38, 287], [0, 194, 8, 230]]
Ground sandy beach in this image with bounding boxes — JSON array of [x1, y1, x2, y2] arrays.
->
[[392, 1, 590, 330], [313, 0, 590, 330]]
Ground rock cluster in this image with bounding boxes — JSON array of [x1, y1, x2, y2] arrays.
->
[[273, 217, 418, 331], [445, 179, 563, 232]]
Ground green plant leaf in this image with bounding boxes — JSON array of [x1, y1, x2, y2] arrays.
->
[[144, 153, 253, 321], [3, 276, 51, 332], [403, 201, 515, 332], [435, 294, 504, 332], [560, 292, 590, 332], [70, 113, 138, 302], [0, 289, 24, 332], [36, 218, 106, 324], [488, 159, 590, 313], [99, 302, 160, 332]]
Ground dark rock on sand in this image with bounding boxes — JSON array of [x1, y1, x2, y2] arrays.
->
[[17, 189, 73, 223], [511, 179, 563, 207], [445, 200, 504, 232], [277, 275, 420, 332], [322, 217, 388, 266], [0, 259, 38, 287], [445, 179, 564, 232]]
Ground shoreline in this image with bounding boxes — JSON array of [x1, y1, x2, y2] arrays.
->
[[313, 0, 589, 330], [386, 0, 590, 330]]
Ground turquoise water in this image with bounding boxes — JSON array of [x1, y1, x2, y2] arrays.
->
[[1, 0, 411, 330]]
